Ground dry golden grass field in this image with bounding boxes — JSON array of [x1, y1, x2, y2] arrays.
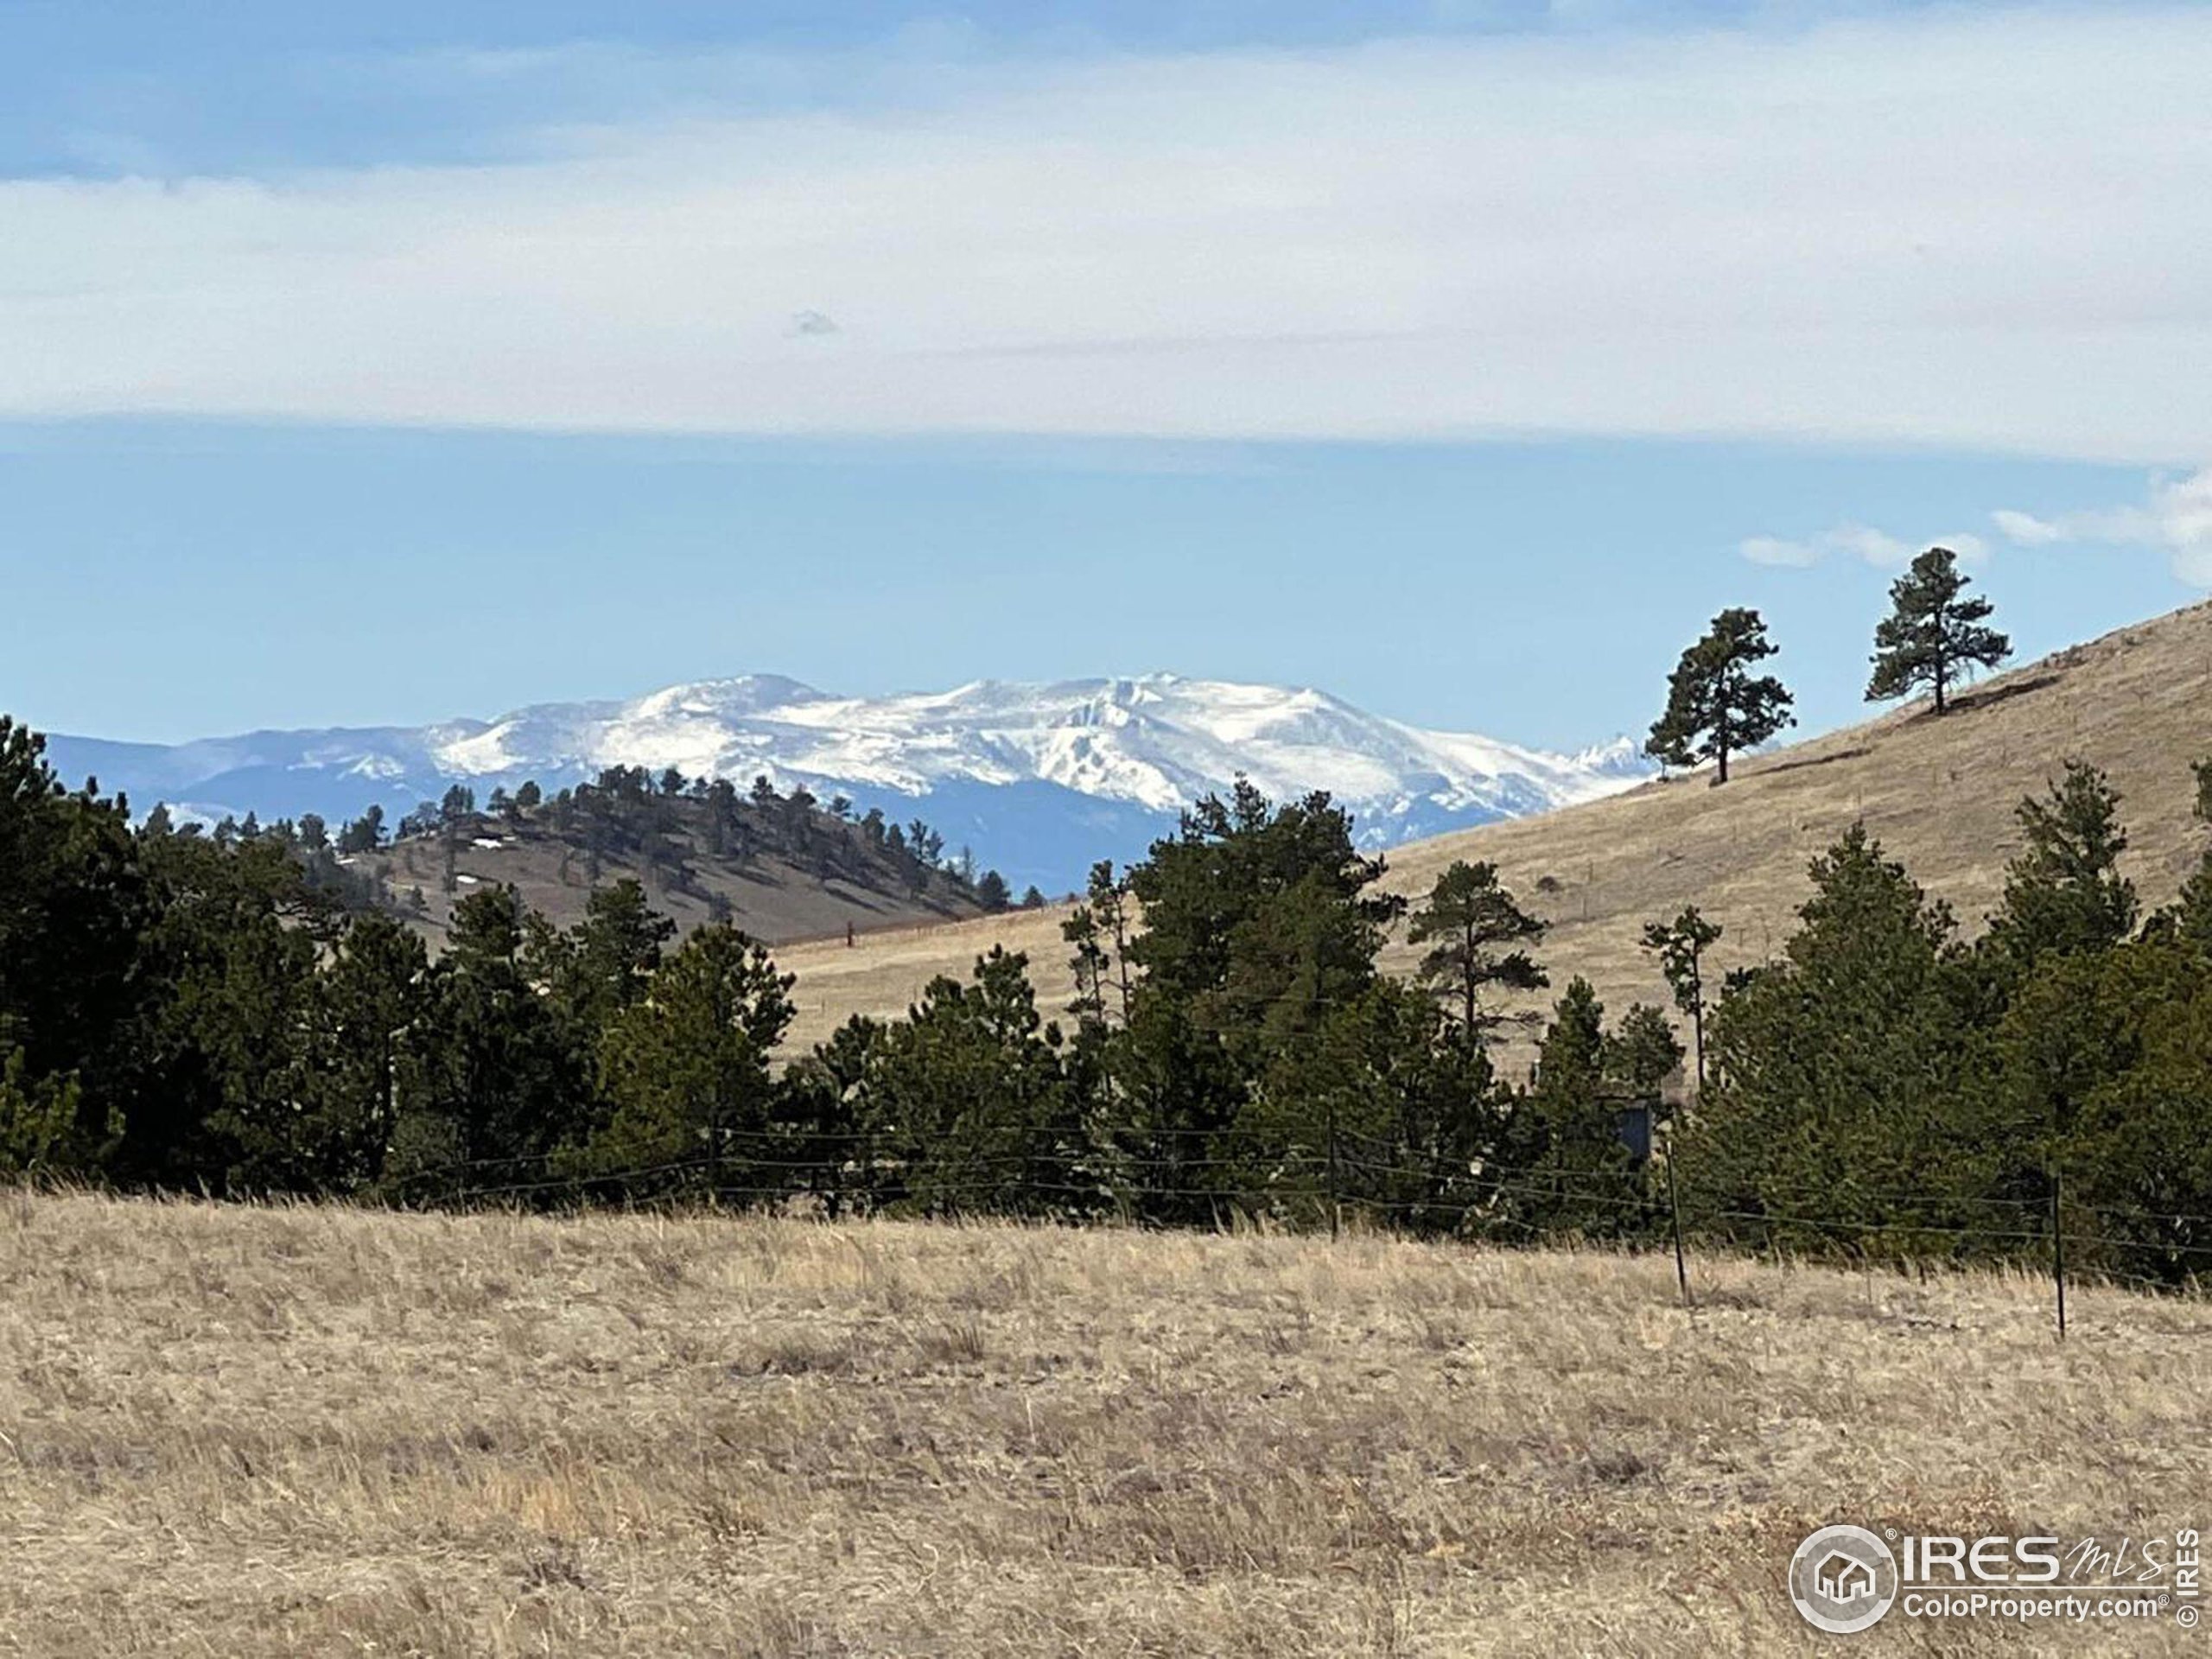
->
[[4, 1190, 2207, 1656], [779, 600, 2212, 1053]]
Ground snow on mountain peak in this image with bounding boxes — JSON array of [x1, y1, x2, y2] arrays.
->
[[418, 671, 1653, 830], [1569, 734, 1650, 777], [47, 671, 1654, 891]]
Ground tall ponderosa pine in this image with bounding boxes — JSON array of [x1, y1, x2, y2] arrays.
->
[[132, 833, 330, 1189], [1993, 938, 2212, 1284], [1866, 546, 2010, 715], [1645, 607, 1795, 785], [1405, 860, 1548, 1047]]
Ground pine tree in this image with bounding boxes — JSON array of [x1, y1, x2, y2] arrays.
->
[[1688, 824, 1974, 1251], [2172, 759, 2212, 947], [1645, 608, 1794, 784], [1127, 781, 1400, 1065], [1511, 978, 1643, 1238], [1639, 906, 1722, 1092], [1999, 939, 2212, 1284], [1605, 1003, 1684, 1105], [0, 718, 147, 1151], [860, 948, 1076, 1216], [589, 925, 795, 1197], [336, 804, 386, 854], [0, 1046, 96, 1178], [304, 911, 429, 1192], [1085, 861, 1135, 1025], [1060, 906, 1109, 1027], [1985, 762, 2138, 968], [1866, 546, 2010, 715], [394, 886, 587, 1188], [975, 869, 1011, 912], [1404, 860, 1548, 1048], [125, 834, 326, 1190], [1109, 788, 1397, 1218], [532, 878, 676, 1036]]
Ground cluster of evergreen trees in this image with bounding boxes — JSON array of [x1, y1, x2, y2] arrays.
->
[[7, 550, 2210, 1287], [1683, 760, 2212, 1286], [0, 714, 1660, 1235], [316, 763, 1030, 918], [6, 702, 2212, 1285], [1632, 550, 2211, 1283]]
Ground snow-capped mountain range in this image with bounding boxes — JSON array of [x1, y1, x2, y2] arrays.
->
[[45, 673, 1650, 893]]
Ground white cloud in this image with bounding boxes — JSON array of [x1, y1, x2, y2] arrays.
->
[[5, 10, 2212, 454], [1737, 524, 1984, 571], [1947, 532, 1990, 568], [1821, 524, 1911, 569], [1738, 535, 1820, 567], [1991, 509, 2063, 546], [2168, 475, 2212, 585], [1994, 466, 2212, 586]]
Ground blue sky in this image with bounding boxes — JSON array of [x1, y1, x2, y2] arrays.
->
[[3, 2, 2209, 751]]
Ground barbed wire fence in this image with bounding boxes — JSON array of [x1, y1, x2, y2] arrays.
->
[[353, 1113, 2212, 1337]]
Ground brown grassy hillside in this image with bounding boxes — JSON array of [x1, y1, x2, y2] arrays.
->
[[4, 1191, 2205, 1655], [780, 600, 2212, 1051]]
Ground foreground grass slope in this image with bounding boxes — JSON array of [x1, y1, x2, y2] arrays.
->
[[3, 1192, 2205, 1655], [780, 600, 2212, 1050]]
